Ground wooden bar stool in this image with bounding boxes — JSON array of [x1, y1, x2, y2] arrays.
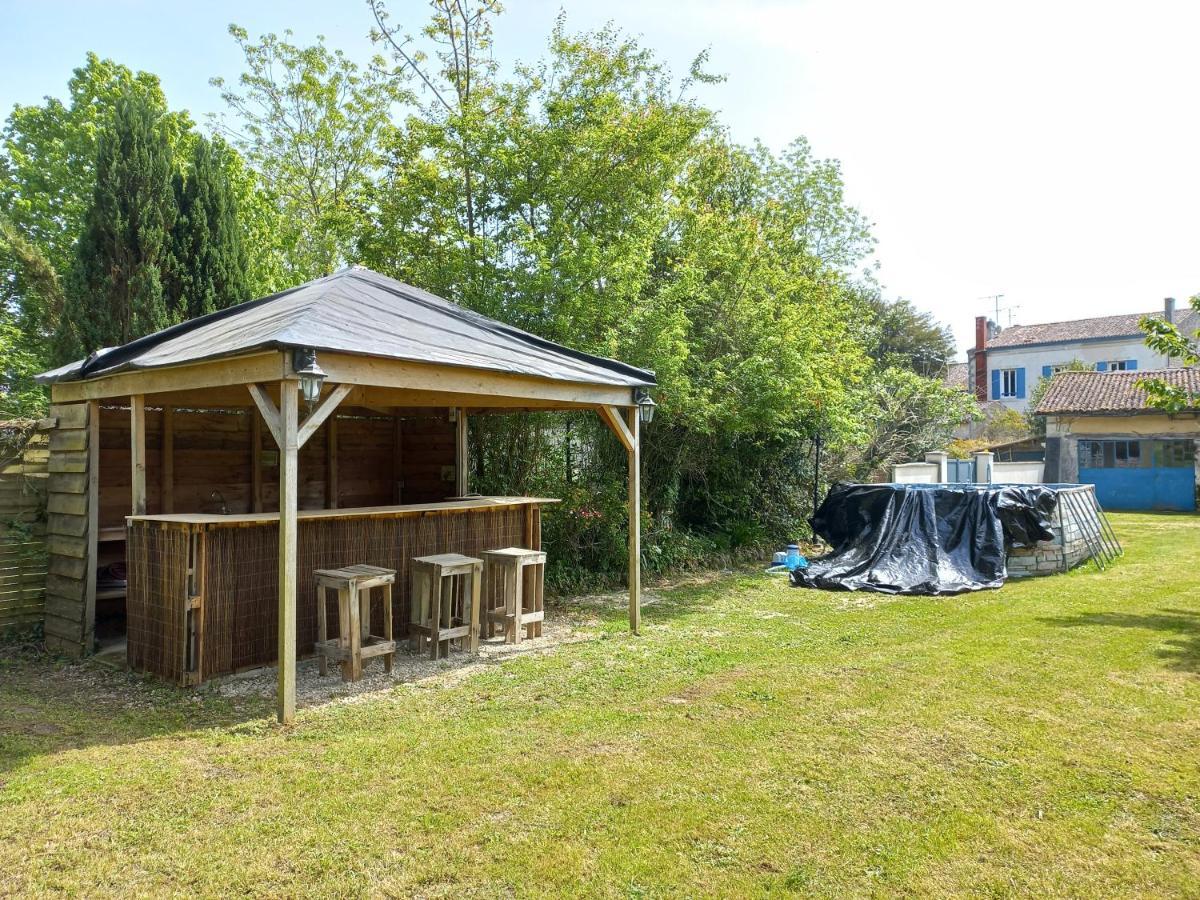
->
[[314, 564, 396, 681], [409, 553, 481, 659], [481, 548, 546, 644]]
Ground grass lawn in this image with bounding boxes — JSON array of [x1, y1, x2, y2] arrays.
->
[[1, 512, 1198, 897]]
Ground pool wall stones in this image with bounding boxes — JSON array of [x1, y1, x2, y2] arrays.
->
[[1006, 485, 1100, 578]]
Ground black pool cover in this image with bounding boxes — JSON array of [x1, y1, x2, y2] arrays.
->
[[791, 483, 1057, 595]]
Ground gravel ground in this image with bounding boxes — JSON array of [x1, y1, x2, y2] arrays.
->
[[216, 614, 593, 708]]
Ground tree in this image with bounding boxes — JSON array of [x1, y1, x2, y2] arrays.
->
[[0, 54, 195, 390], [863, 294, 956, 377], [841, 367, 978, 480], [1025, 359, 1092, 435], [1140, 295, 1200, 412], [211, 25, 409, 279], [57, 90, 177, 360], [167, 135, 250, 319]]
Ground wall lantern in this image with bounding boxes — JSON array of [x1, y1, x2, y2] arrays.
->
[[292, 348, 326, 406], [635, 388, 657, 425]]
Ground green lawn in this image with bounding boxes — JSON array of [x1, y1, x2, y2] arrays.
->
[[2, 513, 1198, 897]]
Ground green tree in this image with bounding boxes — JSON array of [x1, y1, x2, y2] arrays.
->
[[842, 367, 978, 480], [1140, 296, 1200, 412], [58, 89, 178, 360], [167, 135, 250, 319], [211, 25, 409, 279], [863, 293, 956, 377]]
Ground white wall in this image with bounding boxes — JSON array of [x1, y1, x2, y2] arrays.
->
[[992, 461, 1045, 484], [986, 337, 1173, 413], [892, 462, 939, 483]]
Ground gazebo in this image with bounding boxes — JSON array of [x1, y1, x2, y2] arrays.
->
[[37, 267, 656, 723]]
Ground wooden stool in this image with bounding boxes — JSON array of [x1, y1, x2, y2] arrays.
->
[[409, 553, 481, 659], [481, 547, 546, 644], [314, 564, 396, 681]]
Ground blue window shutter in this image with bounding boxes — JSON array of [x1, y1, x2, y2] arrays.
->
[[1096, 361, 1107, 371], [991, 369, 1001, 399], [1042, 365, 1053, 379], [1016, 367, 1026, 399], [1126, 359, 1137, 370]]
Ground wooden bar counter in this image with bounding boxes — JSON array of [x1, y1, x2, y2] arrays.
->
[[125, 497, 555, 685]]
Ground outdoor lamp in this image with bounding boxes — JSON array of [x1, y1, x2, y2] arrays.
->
[[635, 388, 657, 425], [292, 348, 326, 406]]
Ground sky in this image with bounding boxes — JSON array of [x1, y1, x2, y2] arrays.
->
[[2, 0, 1198, 357]]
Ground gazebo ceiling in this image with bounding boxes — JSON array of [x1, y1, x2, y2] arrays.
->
[[38, 266, 655, 391]]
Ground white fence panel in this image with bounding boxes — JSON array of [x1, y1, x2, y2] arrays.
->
[[992, 461, 1044, 484], [892, 462, 940, 484]]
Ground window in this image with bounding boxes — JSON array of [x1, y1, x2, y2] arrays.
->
[[1050, 364, 1072, 375], [1095, 359, 1137, 372], [1079, 439, 1194, 469], [1000, 369, 1018, 398], [1106, 360, 1130, 371]]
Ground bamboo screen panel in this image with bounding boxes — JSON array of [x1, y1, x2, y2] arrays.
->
[[127, 522, 191, 681], [197, 505, 533, 678]]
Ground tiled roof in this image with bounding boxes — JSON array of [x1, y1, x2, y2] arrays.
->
[[1035, 368, 1200, 414], [943, 362, 969, 391], [986, 309, 1199, 349]]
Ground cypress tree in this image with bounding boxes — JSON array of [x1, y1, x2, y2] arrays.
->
[[168, 136, 249, 320], [58, 90, 176, 361]]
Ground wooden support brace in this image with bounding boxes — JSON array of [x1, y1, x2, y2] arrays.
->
[[297, 383, 352, 449], [248, 383, 283, 448], [597, 405, 635, 452]]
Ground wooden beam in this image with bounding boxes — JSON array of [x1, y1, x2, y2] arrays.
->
[[277, 382, 299, 725], [455, 408, 469, 496], [597, 405, 635, 452], [317, 352, 638, 408], [296, 383, 352, 449], [251, 411, 263, 513], [626, 407, 641, 635], [130, 395, 146, 516], [49, 351, 287, 403], [161, 406, 174, 514], [326, 413, 339, 509], [248, 383, 283, 448]]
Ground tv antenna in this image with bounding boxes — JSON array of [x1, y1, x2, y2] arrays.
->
[[979, 293, 1020, 326]]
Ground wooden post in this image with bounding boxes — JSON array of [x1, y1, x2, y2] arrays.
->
[[393, 411, 403, 503], [626, 407, 641, 634], [277, 382, 299, 724], [327, 414, 339, 509], [130, 394, 146, 515], [251, 412, 263, 513], [162, 406, 174, 513], [455, 408, 469, 496]]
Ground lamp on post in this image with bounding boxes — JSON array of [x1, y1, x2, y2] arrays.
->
[[292, 348, 326, 408], [635, 388, 656, 425]]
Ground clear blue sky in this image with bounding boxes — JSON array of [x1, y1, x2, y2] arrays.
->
[[3, 0, 1198, 356]]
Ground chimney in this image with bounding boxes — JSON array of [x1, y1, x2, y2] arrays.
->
[[972, 316, 988, 402], [1165, 296, 1176, 325]]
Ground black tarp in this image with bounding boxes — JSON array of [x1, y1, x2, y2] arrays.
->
[[790, 483, 1057, 595]]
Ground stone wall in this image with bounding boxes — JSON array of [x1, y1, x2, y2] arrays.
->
[[1006, 486, 1099, 578]]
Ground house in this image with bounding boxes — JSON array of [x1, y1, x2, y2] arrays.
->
[[966, 298, 1198, 413], [1037, 368, 1199, 511]]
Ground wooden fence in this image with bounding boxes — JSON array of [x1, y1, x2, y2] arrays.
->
[[0, 423, 49, 632]]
